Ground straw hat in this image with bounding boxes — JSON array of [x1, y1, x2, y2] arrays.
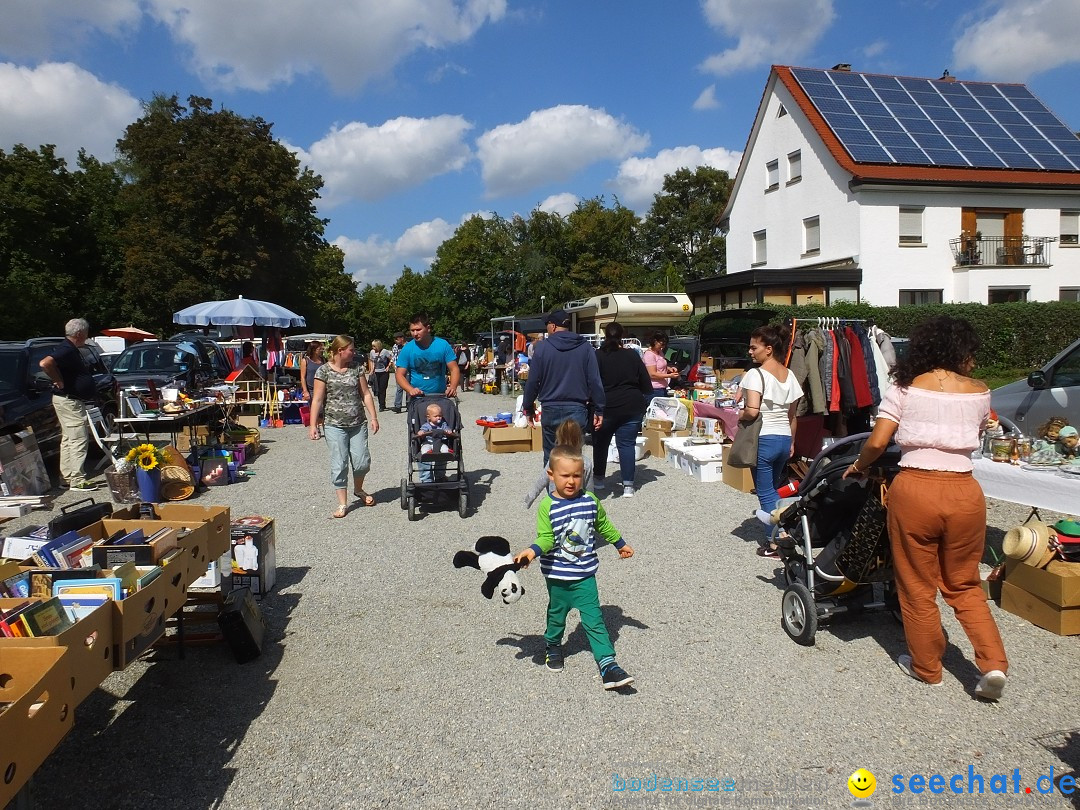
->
[[1002, 521, 1056, 568]]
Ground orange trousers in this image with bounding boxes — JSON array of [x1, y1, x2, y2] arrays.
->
[[887, 468, 1008, 683]]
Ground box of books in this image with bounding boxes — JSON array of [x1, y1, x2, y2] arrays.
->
[[83, 521, 179, 569], [92, 518, 205, 587], [0, 646, 75, 808], [111, 563, 173, 669], [111, 504, 231, 559], [0, 596, 114, 705], [229, 517, 276, 598]]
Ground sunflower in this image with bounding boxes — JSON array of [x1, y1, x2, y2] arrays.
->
[[125, 443, 166, 471]]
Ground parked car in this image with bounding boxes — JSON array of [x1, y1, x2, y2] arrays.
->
[[0, 337, 118, 462], [110, 338, 230, 393], [991, 336, 1080, 432], [666, 309, 774, 384]]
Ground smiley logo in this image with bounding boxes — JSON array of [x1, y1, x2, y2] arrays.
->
[[848, 768, 876, 798]]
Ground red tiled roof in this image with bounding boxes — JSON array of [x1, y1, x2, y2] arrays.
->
[[774, 65, 1080, 188]]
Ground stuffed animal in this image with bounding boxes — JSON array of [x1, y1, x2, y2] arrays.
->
[[453, 535, 525, 604], [1056, 426, 1079, 458]]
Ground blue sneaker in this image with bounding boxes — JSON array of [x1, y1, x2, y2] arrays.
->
[[600, 662, 634, 689], [545, 645, 563, 672]]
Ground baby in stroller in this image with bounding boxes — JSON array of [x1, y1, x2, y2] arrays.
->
[[417, 402, 455, 455]]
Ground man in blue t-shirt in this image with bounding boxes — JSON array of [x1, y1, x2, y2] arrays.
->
[[395, 313, 460, 484], [394, 313, 460, 398]]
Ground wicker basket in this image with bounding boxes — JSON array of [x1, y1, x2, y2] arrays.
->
[[160, 445, 195, 501], [104, 468, 141, 504]]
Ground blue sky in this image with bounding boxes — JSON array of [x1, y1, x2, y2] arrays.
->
[[1, 0, 1078, 289]]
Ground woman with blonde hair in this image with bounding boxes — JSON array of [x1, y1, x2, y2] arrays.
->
[[309, 335, 380, 517]]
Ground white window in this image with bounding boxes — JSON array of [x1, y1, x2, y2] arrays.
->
[[765, 160, 779, 191], [787, 150, 802, 183], [1060, 288, 1080, 302], [803, 216, 820, 254], [988, 288, 1028, 304], [899, 207, 924, 245], [1061, 211, 1079, 245], [753, 230, 767, 264], [829, 287, 859, 303]]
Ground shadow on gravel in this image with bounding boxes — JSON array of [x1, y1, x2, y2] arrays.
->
[[1035, 729, 1080, 808], [27, 567, 309, 810], [464, 467, 500, 510], [731, 516, 766, 545], [495, 605, 650, 665]]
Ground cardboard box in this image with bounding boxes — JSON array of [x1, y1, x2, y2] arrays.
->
[[190, 552, 233, 591], [483, 425, 534, 454], [720, 368, 744, 382], [1004, 559, 1080, 607], [645, 418, 674, 431], [0, 647, 75, 808], [0, 598, 113, 705], [1000, 580, 1080, 636], [0, 428, 50, 497], [112, 504, 231, 559], [691, 417, 725, 441], [644, 426, 690, 458], [112, 565, 173, 668], [229, 517, 276, 598], [721, 444, 755, 493], [84, 521, 179, 569], [531, 424, 543, 452]]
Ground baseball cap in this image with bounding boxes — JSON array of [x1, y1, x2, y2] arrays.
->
[[545, 309, 571, 328]]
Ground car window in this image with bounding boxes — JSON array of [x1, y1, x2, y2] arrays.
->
[[79, 345, 107, 375], [0, 352, 22, 393], [1053, 343, 1080, 388]]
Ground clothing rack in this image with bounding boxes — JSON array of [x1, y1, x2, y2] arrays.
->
[[784, 317, 870, 365]]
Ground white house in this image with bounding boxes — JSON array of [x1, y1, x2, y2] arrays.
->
[[688, 64, 1080, 311]]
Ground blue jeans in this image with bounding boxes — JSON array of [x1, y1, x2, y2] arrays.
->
[[592, 416, 640, 485], [393, 381, 405, 411], [753, 433, 792, 516], [540, 403, 588, 465], [323, 423, 371, 489]]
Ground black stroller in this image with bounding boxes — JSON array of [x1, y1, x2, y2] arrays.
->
[[771, 432, 903, 645], [400, 395, 470, 520]]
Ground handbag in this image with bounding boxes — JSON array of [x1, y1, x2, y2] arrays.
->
[[726, 369, 765, 468], [837, 479, 891, 582]]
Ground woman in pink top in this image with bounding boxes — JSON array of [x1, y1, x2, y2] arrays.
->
[[643, 332, 679, 403], [843, 316, 1007, 701]]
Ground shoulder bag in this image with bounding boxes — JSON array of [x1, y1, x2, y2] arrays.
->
[[727, 368, 765, 469]]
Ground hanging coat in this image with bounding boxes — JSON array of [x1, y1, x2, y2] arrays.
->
[[804, 329, 828, 415], [788, 329, 810, 417], [844, 327, 874, 408], [835, 330, 857, 413], [856, 327, 880, 404]]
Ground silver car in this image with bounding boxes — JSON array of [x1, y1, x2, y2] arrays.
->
[[991, 337, 1080, 431]]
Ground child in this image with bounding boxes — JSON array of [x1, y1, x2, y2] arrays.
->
[[523, 419, 593, 507], [418, 402, 455, 454], [514, 444, 635, 689]]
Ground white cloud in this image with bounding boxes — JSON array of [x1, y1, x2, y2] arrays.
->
[[332, 217, 458, 287], [861, 39, 887, 59], [611, 145, 743, 210], [0, 62, 141, 163], [952, 0, 1080, 81], [145, 0, 507, 92], [0, 0, 140, 57], [537, 193, 579, 216], [476, 105, 649, 198], [693, 84, 721, 111], [698, 0, 835, 76], [296, 115, 473, 207], [396, 218, 456, 256]]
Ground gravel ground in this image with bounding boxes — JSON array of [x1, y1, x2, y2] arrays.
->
[[16, 392, 1080, 810]]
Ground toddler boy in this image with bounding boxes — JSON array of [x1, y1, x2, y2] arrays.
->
[[418, 402, 454, 454]]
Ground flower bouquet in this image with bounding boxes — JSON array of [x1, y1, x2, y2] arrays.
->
[[126, 443, 167, 471]]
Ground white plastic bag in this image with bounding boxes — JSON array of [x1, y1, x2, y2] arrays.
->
[[645, 397, 689, 430], [513, 394, 540, 428]]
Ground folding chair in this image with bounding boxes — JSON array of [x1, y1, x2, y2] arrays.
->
[[85, 406, 122, 470]]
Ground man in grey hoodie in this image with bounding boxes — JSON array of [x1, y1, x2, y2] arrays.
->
[[523, 309, 606, 463]]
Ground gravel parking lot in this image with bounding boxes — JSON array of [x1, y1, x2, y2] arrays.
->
[[19, 392, 1080, 809]]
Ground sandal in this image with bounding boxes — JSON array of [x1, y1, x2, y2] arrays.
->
[[354, 490, 376, 507], [331, 505, 349, 519]]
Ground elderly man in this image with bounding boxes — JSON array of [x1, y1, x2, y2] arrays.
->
[[39, 318, 98, 490]]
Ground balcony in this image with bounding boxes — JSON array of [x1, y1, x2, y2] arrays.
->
[[949, 235, 1056, 267]]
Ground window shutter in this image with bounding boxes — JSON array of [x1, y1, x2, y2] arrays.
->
[[899, 208, 922, 243]]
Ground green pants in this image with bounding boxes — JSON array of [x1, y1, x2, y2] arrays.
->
[[544, 576, 615, 663]]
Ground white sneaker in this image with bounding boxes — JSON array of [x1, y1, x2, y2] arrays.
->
[[897, 654, 942, 686], [621, 484, 634, 498], [975, 670, 1007, 701]]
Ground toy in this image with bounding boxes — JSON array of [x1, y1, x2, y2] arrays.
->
[[452, 535, 525, 604], [1056, 425, 1079, 458], [1036, 416, 1069, 443]]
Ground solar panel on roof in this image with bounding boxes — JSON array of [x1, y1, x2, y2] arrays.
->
[[790, 67, 1080, 171]]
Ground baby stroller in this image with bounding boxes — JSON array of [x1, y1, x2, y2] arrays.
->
[[400, 394, 470, 520], [771, 432, 903, 645]]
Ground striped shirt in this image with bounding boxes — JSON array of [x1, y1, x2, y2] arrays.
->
[[529, 491, 625, 581]]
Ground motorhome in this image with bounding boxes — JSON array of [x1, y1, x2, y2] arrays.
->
[[563, 293, 693, 343]]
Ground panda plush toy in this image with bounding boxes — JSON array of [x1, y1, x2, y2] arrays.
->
[[453, 535, 525, 604]]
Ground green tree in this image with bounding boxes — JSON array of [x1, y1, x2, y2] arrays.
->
[[564, 197, 651, 297], [642, 165, 732, 283], [511, 209, 569, 312], [115, 94, 349, 332], [350, 281, 392, 346], [387, 266, 433, 336]]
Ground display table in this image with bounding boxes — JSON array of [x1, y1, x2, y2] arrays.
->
[[115, 403, 222, 446], [972, 457, 1080, 514]]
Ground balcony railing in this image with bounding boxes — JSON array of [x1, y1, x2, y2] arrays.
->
[[949, 235, 1056, 267]]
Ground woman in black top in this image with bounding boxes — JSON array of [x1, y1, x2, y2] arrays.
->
[[593, 322, 653, 498]]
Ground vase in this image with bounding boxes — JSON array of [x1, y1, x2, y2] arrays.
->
[[136, 467, 161, 502]]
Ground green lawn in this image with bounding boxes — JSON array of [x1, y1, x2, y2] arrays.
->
[[974, 368, 1029, 389]]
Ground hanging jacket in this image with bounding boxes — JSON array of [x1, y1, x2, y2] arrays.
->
[[823, 329, 836, 410], [828, 331, 841, 413], [844, 327, 874, 408], [804, 328, 827, 415], [787, 329, 810, 417], [835, 330, 857, 413], [856, 327, 880, 404]]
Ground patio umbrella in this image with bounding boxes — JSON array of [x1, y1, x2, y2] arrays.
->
[[100, 325, 156, 343], [173, 296, 307, 328]]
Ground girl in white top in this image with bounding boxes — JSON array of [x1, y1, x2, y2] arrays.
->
[[739, 325, 803, 554]]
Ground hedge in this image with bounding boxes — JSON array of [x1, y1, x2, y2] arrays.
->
[[678, 301, 1080, 370]]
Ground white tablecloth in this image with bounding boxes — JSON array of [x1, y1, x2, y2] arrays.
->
[[972, 457, 1080, 512]]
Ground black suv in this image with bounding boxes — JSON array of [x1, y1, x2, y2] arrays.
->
[[110, 338, 230, 392], [0, 338, 118, 462]]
